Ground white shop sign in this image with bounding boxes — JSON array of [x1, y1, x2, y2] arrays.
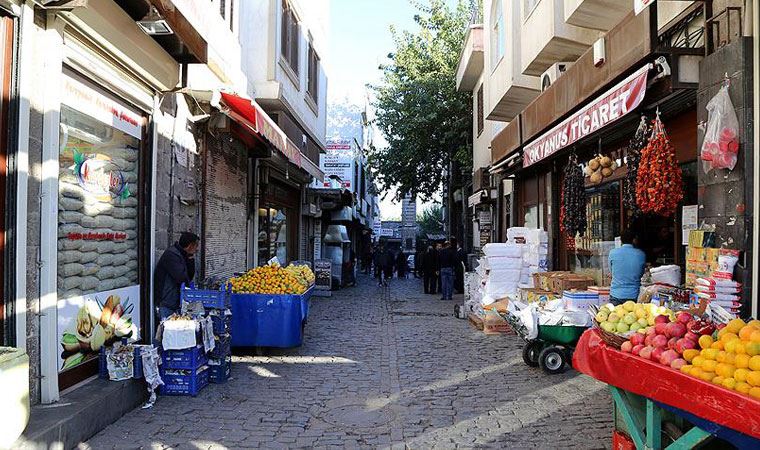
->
[[62, 74, 143, 139], [635, 0, 655, 15]]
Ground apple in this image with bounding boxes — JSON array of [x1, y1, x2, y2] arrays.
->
[[660, 349, 680, 366], [630, 323, 643, 332], [608, 313, 621, 323], [655, 315, 670, 325], [637, 318, 649, 327], [644, 334, 654, 347], [621, 341, 633, 353], [623, 313, 637, 325], [684, 331, 700, 343], [655, 323, 668, 335], [596, 311, 609, 322], [601, 321, 616, 333], [652, 334, 669, 349], [670, 358, 687, 370], [616, 322, 630, 333], [677, 312, 692, 324], [667, 337, 679, 350], [630, 333, 645, 346], [665, 322, 686, 339], [639, 346, 654, 360], [623, 301, 636, 312], [632, 344, 645, 356], [652, 347, 665, 362], [675, 338, 696, 354]]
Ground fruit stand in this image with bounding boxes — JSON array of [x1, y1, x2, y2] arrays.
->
[[228, 263, 315, 348], [573, 326, 760, 448]]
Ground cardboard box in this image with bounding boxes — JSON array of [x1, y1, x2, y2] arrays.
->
[[532, 271, 570, 291], [551, 275, 594, 294], [520, 288, 559, 304]]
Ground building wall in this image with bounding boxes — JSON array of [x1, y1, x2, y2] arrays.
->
[[203, 133, 249, 278], [472, 74, 504, 172]]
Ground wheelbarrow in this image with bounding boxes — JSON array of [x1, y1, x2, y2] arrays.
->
[[521, 324, 587, 375]]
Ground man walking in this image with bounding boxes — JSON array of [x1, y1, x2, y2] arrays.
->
[[438, 241, 456, 301], [422, 245, 438, 294], [154, 232, 199, 321]]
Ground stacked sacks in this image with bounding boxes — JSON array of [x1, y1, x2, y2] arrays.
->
[[694, 277, 742, 318]]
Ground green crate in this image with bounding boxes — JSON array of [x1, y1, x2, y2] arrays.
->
[[537, 325, 587, 345]]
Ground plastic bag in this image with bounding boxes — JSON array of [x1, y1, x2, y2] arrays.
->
[[700, 85, 740, 172]]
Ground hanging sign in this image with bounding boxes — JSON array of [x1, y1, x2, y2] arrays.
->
[[634, 0, 655, 15], [523, 64, 650, 168]]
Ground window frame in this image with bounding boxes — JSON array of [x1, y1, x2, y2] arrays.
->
[[280, 0, 300, 79], [476, 84, 484, 137], [490, 0, 505, 70], [306, 41, 320, 108]]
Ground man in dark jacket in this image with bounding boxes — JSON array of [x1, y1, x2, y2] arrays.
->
[[155, 232, 199, 320], [422, 246, 439, 294], [451, 237, 468, 294], [438, 241, 457, 300]]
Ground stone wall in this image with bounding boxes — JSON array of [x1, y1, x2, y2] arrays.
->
[[697, 37, 754, 313]]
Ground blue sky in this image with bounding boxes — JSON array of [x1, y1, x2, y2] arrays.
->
[[328, 0, 453, 218]]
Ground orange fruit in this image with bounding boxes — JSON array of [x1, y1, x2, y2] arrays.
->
[[699, 335, 714, 349], [736, 354, 751, 369], [722, 332, 740, 344], [702, 349, 720, 360], [750, 356, 760, 371], [680, 364, 693, 375], [723, 378, 737, 390], [747, 371, 760, 387], [690, 367, 704, 379], [736, 382, 752, 394], [735, 368, 750, 383], [725, 340, 739, 354], [716, 351, 728, 363], [703, 360, 718, 373], [727, 318, 747, 334], [692, 356, 705, 368], [751, 387, 760, 399], [751, 330, 760, 343], [683, 349, 700, 362], [748, 320, 760, 329], [739, 326, 755, 341], [723, 365, 737, 379], [711, 375, 724, 385], [700, 371, 715, 382], [736, 342, 748, 355], [748, 342, 760, 357], [725, 353, 737, 365], [711, 341, 725, 350]]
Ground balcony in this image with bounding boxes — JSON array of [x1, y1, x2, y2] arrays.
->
[[563, 0, 632, 31], [520, 0, 601, 76], [456, 25, 485, 91], [486, 0, 540, 121]]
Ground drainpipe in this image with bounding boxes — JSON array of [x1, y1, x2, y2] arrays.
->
[[752, 0, 759, 319]]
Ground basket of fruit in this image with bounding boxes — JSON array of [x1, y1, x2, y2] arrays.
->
[[590, 301, 676, 350]]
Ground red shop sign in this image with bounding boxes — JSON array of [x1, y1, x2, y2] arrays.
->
[[523, 64, 651, 168]]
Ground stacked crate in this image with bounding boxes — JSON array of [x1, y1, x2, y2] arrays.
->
[[193, 286, 232, 383], [159, 344, 209, 397]]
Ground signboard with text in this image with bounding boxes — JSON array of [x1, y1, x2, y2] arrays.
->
[[314, 259, 332, 291], [635, 0, 655, 15]]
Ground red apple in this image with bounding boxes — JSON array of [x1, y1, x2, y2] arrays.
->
[[630, 333, 645, 346], [644, 334, 654, 347], [675, 338, 696, 354], [652, 334, 669, 348], [639, 346, 654, 360], [655, 315, 671, 325], [676, 312, 692, 324], [667, 337, 679, 350], [660, 349, 680, 366], [684, 331, 699, 343], [655, 323, 668, 335], [621, 341, 633, 353], [670, 358, 687, 370], [632, 344, 645, 356], [652, 347, 665, 362], [666, 322, 686, 339]]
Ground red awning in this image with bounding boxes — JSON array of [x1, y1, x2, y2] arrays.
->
[[213, 92, 323, 181]]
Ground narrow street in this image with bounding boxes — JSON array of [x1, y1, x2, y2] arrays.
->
[[84, 275, 613, 449]]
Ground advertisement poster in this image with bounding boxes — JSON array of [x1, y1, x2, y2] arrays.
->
[[314, 259, 332, 291], [319, 139, 356, 188], [57, 284, 140, 372]]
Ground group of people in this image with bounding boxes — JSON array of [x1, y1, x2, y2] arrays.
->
[[370, 245, 411, 286], [417, 238, 467, 301]]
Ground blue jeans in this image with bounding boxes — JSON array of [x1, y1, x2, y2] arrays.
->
[[440, 267, 454, 300]]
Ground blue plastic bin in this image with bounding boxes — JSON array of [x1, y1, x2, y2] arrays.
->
[[161, 345, 208, 370], [159, 366, 209, 397], [181, 283, 231, 310], [230, 287, 312, 348], [209, 313, 232, 336], [209, 334, 231, 359], [208, 356, 232, 383]]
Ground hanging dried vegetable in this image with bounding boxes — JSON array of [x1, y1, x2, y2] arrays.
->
[[561, 154, 587, 237], [635, 114, 683, 217], [623, 116, 650, 216]]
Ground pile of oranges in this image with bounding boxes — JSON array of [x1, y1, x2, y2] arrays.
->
[[229, 263, 307, 295], [679, 318, 760, 399]]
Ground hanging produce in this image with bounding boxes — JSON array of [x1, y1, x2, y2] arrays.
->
[[635, 113, 683, 217], [700, 83, 740, 172], [584, 154, 618, 185], [623, 116, 650, 216], [561, 154, 587, 237]]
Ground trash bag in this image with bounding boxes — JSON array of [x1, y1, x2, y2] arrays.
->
[[700, 85, 740, 172]]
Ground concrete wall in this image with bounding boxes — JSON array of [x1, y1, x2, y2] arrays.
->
[[472, 74, 502, 172], [697, 37, 754, 314]]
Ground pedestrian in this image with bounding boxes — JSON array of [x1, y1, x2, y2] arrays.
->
[[154, 232, 199, 321], [374, 245, 385, 286], [609, 229, 646, 305], [382, 246, 395, 285], [422, 246, 438, 294], [396, 251, 408, 279], [435, 242, 443, 293], [438, 241, 456, 301], [414, 247, 424, 279], [451, 237, 467, 294]]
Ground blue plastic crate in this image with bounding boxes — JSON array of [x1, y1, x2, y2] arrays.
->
[[181, 283, 231, 310], [230, 287, 312, 348], [209, 334, 231, 359], [208, 356, 232, 383], [159, 366, 209, 397], [161, 345, 208, 370], [209, 313, 232, 336], [99, 346, 144, 379]]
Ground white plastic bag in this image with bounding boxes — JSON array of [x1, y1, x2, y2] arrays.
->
[[700, 85, 740, 172], [161, 319, 197, 350]]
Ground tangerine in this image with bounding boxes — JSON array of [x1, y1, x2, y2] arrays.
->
[[735, 368, 750, 383], [727, 318, 747, 334], [750, 355, 760, 371], [699, 335, 714, 349], [736, 354, 751, 369], [747, 371, 760, 387], [723, 378, 737, 390], [736, 382, 752, 394], [750, 387, 760, 399]]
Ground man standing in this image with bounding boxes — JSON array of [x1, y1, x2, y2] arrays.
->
[[422, 246, 438, 294], [374, 244, 385, 286], [154, 232, 199, 320], [608, 229, 646, 305], [438, 241, 456, 301], [451, 237, 467, 294]]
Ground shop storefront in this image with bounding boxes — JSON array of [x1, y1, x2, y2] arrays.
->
[[257, 175, 300, 264]]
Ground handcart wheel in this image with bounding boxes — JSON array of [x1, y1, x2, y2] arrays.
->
[[538, 346, 567, 375], [522, 341, 542, 367]]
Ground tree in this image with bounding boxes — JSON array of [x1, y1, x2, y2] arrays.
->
[[417, 204, 444, 237], [369, 0, 472, 201]]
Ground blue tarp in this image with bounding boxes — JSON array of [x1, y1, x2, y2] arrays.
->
[[230, 287, 312, 348]]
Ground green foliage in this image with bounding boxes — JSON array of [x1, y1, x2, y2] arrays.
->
[[417, 204, 444, 237], [370, 0, 473, 201]]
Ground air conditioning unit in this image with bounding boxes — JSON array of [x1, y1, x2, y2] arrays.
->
[[540, 62, 572, 92]]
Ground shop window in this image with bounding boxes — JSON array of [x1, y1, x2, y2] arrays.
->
[[56, 74, 143, 375], [258, 206, 289, 264], [307, 42, 319, 104], [281, 0, 300, 77], [477, 85, 484, 136], [490, 0, 505, 69], [524, 204, 542, 229]]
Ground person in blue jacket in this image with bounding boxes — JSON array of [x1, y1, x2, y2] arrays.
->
[[608, 229, 646, 305]]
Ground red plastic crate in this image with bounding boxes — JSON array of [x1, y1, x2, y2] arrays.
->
[[612, 431, 635, 450]]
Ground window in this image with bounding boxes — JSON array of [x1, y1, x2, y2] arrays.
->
[[490, 0, 505, 69], [524, 0, 540, 19], [229, 0, 234, 32], [280, 0, 300, 76], [220, 0, 226, 19], [307, 42, 319, 103], [476, 85, 484, 136]]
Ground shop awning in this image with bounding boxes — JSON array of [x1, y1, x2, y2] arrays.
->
[[523, 64, 651, 168], [211, 92, 324, 182]]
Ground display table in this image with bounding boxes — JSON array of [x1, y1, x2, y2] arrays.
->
[[230, 287, 313, 348], [573, 329, 760, 448]]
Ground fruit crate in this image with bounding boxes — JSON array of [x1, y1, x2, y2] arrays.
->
[[181, 282, 231, 310], [161, 345, 208, 370], [209, 313, 232, 336], [209, 334, 231, 359], [208, 355, 232, 383], [159, 365, 209, 397], [99, 345, 143, 380]]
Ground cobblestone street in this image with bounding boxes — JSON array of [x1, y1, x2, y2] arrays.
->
[[84, 275, 613, 449]]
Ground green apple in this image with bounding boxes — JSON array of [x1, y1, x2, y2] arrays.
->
[[595, 311, 609, 322], [623, 313, 637, 325], [616, 322, 630, 333], [630, 322, 642, 332], [623, 301, 636, 312], [608, 313, 621, 323], [638, 318, 648, 327]]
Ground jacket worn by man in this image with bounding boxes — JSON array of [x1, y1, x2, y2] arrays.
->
[[155, 243, 196, 312], [437, 248, 457, 269]]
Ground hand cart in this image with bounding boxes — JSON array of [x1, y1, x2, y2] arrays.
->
[[505, 311, 587, 374]]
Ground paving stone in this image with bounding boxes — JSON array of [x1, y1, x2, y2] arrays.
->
[[84, 275, 612, 448]]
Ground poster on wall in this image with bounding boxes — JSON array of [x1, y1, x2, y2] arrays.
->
[[319, 139, 355, 188], [57, 284, 140, 371], [314, 259, 332, 291]]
